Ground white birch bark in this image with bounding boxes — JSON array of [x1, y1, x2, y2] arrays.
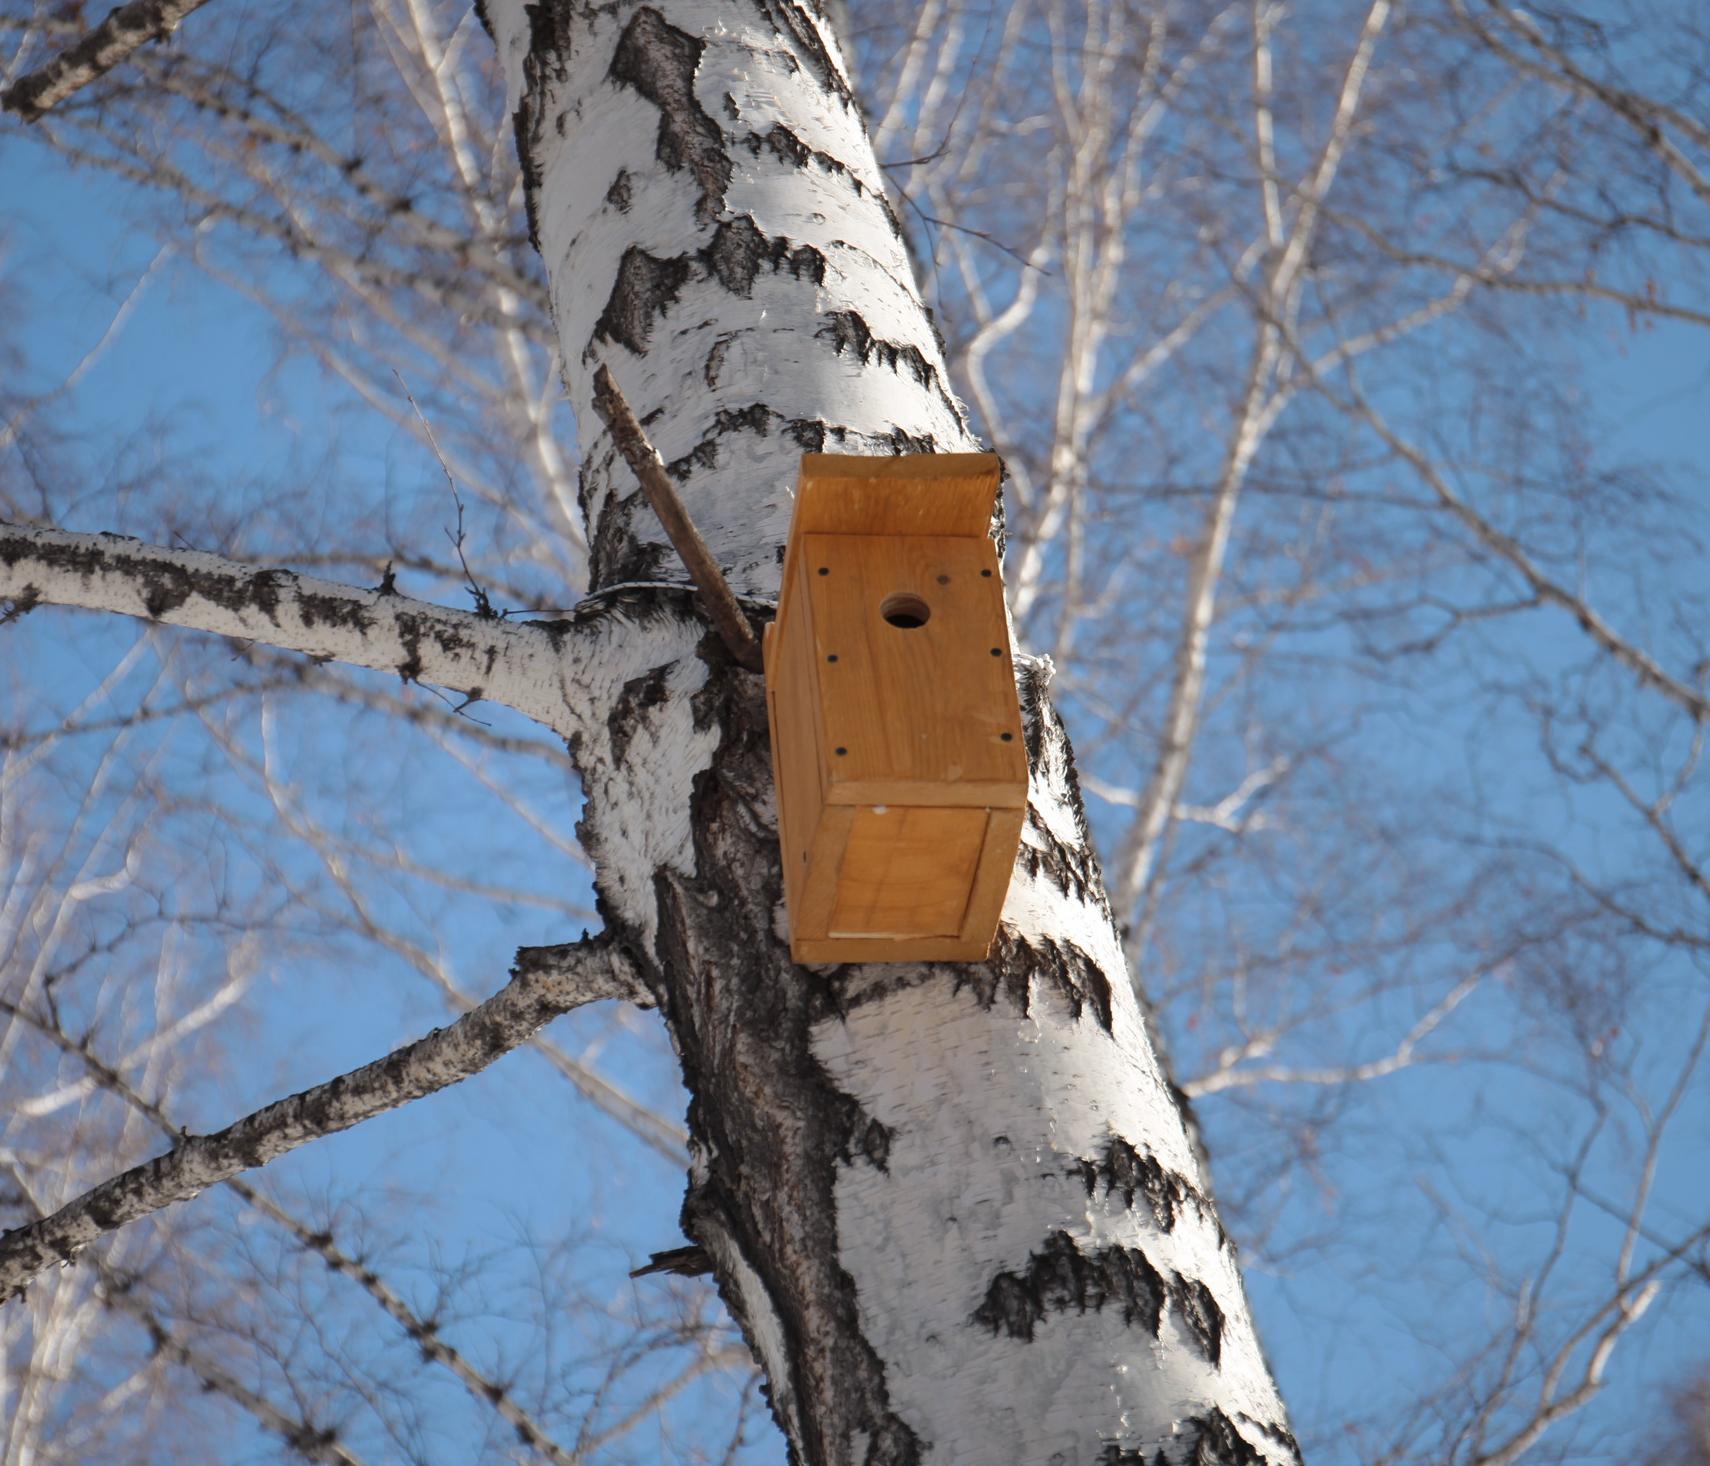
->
[[476, 3, 1300, 1461], [0, 525, 580, 730]]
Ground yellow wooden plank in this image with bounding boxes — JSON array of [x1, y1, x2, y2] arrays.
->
[[796, 453, 1001, 539], [824, 778, 1023, 809], [826, 806, 986, 938], [960, 807, 1025, 946], [796, 804, 853, 941], [805, 534, 1027, 800], [791, 933, 997, 963], [766, 574, 829, 940]]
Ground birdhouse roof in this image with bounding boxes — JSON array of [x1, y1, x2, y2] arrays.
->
[[790, 452, 1001, 538]]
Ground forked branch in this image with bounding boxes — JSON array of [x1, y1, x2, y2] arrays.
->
[[0, 935, 646, 1307]]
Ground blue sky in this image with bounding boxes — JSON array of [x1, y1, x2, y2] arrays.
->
[[5, 19, 1710, 1461]]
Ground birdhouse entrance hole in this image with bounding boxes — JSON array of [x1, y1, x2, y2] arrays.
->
[[763, 453, 1027, 964], [881, 592, 931, 629]]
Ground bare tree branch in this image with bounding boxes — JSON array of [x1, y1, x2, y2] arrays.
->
[[0, 934, 645, 1307], [2, 0, 215, 121], [0, 992, 592, 1463], [0, 523, 580, 729], [94, 1265, 370, 1466]]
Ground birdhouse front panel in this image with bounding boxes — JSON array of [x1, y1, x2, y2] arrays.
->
[[805, 534, 1024, 803], [765, 453, 1027, 964]]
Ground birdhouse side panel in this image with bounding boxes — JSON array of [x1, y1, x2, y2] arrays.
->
[[763, 577, 831, 941]]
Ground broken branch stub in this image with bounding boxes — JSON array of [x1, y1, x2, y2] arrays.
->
[[589, 364, 764, 672]]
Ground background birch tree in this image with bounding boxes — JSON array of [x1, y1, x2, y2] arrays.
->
[[2, 0, 1708, 1463]]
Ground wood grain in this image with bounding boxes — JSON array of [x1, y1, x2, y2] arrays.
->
[[767, 452, 1026, 963], [806, 534, 1026, 805]]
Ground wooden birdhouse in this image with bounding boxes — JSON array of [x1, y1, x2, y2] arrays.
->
[[763, 453, 1027, 963]]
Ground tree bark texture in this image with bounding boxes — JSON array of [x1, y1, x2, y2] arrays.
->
[[0, 525, 575, 727], [478, 3, 1299, 1463], [0, 0, 214, 120]]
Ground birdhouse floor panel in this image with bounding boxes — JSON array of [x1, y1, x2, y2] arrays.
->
[[785, 802, 1025, 963]]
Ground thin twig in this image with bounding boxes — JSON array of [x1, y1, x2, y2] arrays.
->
[[394, 371, 499, 620], [0, 935, 644, 1306], [589, 365, 764, 673]]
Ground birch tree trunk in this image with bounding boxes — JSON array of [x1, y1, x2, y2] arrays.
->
[[479, 3, 1298, 1460]]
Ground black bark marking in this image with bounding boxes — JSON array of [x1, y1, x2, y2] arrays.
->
[[885, 427, 937, 455], [593, 246, 692, 355], [972, 1231, 1166, 1343], [1, 586, 40, 624], [608, 665, 672, 766], [296, 589, 374, 633], [817, 310, 939, 390], [703, 215, 826, 297], [1239, 1414, 1303, 1462], [633, 1243, 715, 1277], [605, 168, 633, 212], [1017, 660, 1106, 904], [585, 453, 677, 589], [1099, 1410, 1279, 1466], [609, 7, 732, 224], [1072, 1135, 1200, 1235], [652, 406, 876, 489], [742, 123, 867, 195], [511, 0, 573, 250], [1186, 1408, 1266, 1466], [973, 928, 1115, 1031], [1171, 1272, 1224, 1367], [397, 624, 424, 684], [750, 0, 853, 107], [785, 418, 851, 453], [849, 1112, 894, 1172], [667, 403, 768, 478], [788, 419, 828, 452]]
